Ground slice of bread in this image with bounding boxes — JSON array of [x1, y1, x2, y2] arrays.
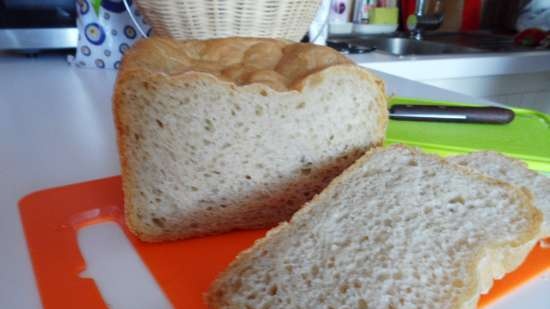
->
[[114, 37, 388, 241], [448, 151, 550, 238], [206, 145, 541, 309]]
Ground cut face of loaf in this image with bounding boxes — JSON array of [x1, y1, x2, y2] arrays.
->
[[114, 37, 388, 241], [448, 151, 550, 238], [206, 145, 542, 309]]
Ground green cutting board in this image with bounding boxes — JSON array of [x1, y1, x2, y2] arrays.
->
[[385, 97, 550, 174]]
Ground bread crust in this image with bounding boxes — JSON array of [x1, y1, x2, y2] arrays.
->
[[117, 37, 355, 92], [113, 38, 388, 241], [205, 145, 542, 309]]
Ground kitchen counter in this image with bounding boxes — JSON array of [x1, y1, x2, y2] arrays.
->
[[1, 54, 549, 309], [351, 50, 550, 113], [348, 50, 550, 80]]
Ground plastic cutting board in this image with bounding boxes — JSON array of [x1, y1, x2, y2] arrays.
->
[[19, 97, 550, 309], [386, 97, 550, 173]]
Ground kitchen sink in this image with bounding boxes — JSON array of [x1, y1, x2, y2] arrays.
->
[[330, 37, 483, 56], [420, 32, 537, 52], [329, 32, 546, 56]]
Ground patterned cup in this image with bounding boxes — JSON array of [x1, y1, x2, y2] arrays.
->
[[71, 0, 151, 69]]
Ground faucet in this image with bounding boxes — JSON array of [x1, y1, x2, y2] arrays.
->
[[407, 0, 444, 40]]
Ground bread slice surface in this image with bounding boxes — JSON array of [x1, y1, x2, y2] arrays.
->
[[206, 145, 541, 309], [448, 151, 550, 238], [114, 37, 388, 241]]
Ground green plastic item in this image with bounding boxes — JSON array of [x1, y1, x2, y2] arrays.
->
[[368, 7, 399, 25], [385, 97, 550, 174], [91, 0, 101, 15]]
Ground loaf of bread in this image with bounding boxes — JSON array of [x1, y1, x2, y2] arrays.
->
[[114, 37, 388, 241], [448, 151, 550, 238], [206, 145, 542, 309]]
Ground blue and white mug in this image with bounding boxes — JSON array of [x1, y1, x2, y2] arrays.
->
[[71, 0, 151, 69]]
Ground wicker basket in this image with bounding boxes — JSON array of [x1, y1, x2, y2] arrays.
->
[[134, 0, 322, 41]]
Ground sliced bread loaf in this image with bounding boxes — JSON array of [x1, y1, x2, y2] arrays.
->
[[206, 145, 541, 309], [448, 151, 550, 238], [114, 37, 388, 241]]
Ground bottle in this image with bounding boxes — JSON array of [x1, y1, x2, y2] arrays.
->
[[353, 0, 377, 24], [329, 0, 354, 34], [330, 0, 354, 24]]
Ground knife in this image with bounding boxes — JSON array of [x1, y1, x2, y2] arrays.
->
[[389, 104, 515, 124]]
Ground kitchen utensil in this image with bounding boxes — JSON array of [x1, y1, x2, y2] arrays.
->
[[387, 97, 550, 172], [389, 104, 515, 124]]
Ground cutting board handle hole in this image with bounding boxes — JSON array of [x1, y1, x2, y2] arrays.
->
[[77, 222, 173, 309]]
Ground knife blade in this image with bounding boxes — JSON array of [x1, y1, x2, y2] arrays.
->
[[389, 104, 515, 124]]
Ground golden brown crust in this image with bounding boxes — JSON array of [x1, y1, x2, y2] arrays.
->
[[118, 37, 352, 92], [112, 68, 139, 239], [457, 187, 539, 309]]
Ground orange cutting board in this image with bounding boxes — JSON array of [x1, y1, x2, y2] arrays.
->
[[19, 176, 550, 309]]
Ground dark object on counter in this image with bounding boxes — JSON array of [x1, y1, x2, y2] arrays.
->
[[326, 41, 376, 54], [389, 104, 515, 124], [514, 28, 549, 47]]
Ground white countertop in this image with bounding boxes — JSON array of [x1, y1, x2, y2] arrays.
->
[[1, 54, 549, 309], [348, 50, 550, 80]]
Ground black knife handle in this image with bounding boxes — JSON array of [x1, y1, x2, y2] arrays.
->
[[389, 104, 515, 124]]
